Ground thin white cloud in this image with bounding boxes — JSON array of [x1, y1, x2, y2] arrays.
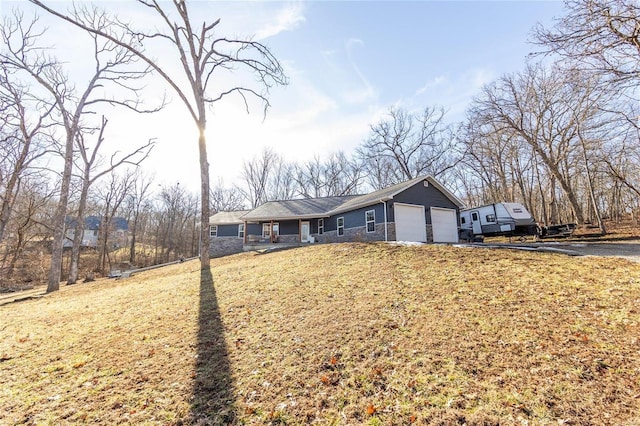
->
[[255, 2, 306, 40], [343, 37, 377, 105], [415, 75, 448, 96], [404, 67, 496, 120]]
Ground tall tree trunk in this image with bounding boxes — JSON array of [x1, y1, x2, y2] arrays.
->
[[580, 143, 606, 234], [47, 134, 74, 293], [67, 173, 90, 284], [198, 125, 211, 269], [129, 213, 138, 265]]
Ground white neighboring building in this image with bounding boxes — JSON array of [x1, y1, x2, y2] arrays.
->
[[63, 216, 128, 249]]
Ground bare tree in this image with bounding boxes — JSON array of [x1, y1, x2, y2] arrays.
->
[[0, 176, 53, 282], [66, 117, 154, 284], [94, 170, 135, 274], [1, 10, 156, 292], [358, 106, 460, 189], [469, 64, 590, 224], [0, 61, 53, 244], [238, 148, 283, 208], [154, 182, 198, 263], [210, 178, 245, 213], [534, 0, 640, 86], [125, 171, 154, 266], [294, 152, 363, 198], [31, 0, 288, 270]]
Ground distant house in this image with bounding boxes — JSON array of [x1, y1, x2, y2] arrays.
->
[[208, 176, 464, 257], [64, 216, 129, 249]]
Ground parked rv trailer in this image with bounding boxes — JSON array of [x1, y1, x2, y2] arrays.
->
[[459, 203, 538, 241]]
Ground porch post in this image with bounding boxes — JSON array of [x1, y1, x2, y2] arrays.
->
[[243, 221, 247, 245]]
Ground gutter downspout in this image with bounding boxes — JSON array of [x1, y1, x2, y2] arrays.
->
[[382, 200, 388, 242]]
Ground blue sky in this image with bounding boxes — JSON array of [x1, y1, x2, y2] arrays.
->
[[3, 1, 566, 192]]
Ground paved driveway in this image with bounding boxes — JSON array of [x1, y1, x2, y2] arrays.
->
[[534, 241, 640, 262], [458, 240, 640, 263]]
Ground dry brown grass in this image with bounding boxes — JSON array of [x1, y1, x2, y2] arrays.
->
[[2, 243, 640, 425]]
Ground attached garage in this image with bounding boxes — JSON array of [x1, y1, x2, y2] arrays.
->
[[431, 207, 458, 243], [395, 203, 427, 242]]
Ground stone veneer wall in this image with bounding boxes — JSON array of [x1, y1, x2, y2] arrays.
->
[[276, 234, 299, 244], [313, 223, 388, 244], [209, 237, 244, 258], [210, 221, 436, 257], [312, 223, 436, 244]]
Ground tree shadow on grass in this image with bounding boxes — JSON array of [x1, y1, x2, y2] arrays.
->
[[191, 267, 236, 424]]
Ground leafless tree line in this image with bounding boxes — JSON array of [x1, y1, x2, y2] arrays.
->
[[1, 0, 287, 291], [457, 0, 640, 232], [237, 105, 461, 207]]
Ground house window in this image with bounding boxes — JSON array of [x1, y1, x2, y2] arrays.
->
[[272, 223, 279, 237], [486, 214, 496, 223], [318, 218, 324, 235], [238, 223, 245, 238], [262, 223, 271, 238], [337, 217, 344, 237], [365, 210, 375, 233], [210, 225, 217, 237]]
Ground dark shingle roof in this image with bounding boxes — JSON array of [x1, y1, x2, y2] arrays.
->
[[210, 210, 251, 225], [242, 196, 359, 221], [329, 175, 464, 214], [235, 175, 464, 222]]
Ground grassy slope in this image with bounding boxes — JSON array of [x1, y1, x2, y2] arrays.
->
[[1, 243, 640, 425]]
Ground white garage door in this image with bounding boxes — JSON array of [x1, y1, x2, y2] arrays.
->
[[395, 203, 427, 242], [431, 207, 458, 243]]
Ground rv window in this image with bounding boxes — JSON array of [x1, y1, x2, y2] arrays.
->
[[513, 208, 523, 213], [471, 212, 478, 221], [486, 214, 496, 222], [461, 217, 466, 224]]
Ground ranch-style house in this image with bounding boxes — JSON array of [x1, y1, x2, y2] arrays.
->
[[208, 175, 464, 258]]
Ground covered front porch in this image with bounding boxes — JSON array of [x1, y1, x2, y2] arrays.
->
[[242, 218, 316, 251]]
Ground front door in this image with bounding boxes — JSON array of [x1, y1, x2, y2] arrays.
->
[[300, 221, 310, 242], [471, 211, 482, 235]]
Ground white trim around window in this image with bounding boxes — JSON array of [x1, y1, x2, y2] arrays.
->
[[365, 209, 375, 233], [238, 223, 245, 238], [210, 225, 217, 237], [318, 218, 324, 235], [337, 216, 344, 237]]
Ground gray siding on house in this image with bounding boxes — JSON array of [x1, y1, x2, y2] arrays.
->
[[247, 223, 262, 236], [278, 220, 299, 235], [324, 203, 385, 232], [216, 224, 242, 238], [388, 182, 460, 224]]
